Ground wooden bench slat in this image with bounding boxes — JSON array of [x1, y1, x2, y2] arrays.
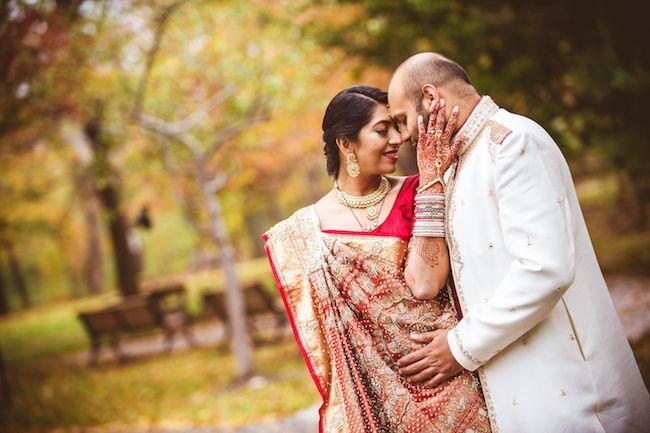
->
[[77, 284, 196, 365]]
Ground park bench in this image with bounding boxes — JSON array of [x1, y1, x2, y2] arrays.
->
[[202, 282, 287, 339], [77, 284, 197, 366]]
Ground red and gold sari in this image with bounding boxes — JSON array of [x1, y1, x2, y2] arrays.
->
[[261, 175, 491, 433]]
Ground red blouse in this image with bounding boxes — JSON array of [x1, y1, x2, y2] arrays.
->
[[321, 174, 420, 241], [320, 174, 463, 317]]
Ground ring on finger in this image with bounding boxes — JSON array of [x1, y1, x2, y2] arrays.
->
[[434, 130, 443, 140]]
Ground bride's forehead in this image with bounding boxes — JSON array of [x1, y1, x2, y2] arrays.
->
[[371, 103, 392, 118]]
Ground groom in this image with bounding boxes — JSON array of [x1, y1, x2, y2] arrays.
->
[[388, 52, 650, 432]]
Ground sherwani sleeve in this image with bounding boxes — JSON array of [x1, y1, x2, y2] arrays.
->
[[447, 129, 576, 371]]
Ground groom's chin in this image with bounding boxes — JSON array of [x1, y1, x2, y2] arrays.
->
[[409, 128, 418, 146]]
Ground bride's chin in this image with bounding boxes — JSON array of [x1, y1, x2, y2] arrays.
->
[[380, 166, 398, 175]]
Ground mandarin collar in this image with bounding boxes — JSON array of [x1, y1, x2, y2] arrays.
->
[[455, 95, 499, 156]]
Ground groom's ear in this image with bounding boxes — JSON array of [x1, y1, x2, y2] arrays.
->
[[421, 84, 440, 107]]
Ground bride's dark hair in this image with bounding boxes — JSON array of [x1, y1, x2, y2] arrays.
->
[[322, 85, 388, 178]]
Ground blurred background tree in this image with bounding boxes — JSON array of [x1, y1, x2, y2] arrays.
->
[[0, 0, 339, 308]]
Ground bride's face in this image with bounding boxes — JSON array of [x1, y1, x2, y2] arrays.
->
[[348, 104, 403, 175]]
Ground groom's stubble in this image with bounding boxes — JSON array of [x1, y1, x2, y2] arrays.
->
[[411, 99, 429, 146]]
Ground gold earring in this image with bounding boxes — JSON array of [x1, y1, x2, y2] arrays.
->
[[346, 153, 360, 177]]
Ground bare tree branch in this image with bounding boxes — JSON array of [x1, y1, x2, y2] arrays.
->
[[136, 112, 203, 157], [131, 0, 191, 120], [158, 137, 211, 237], [204, 171, 227, 194], [170, 84, 238, 132], [205, 111, 270, 155]]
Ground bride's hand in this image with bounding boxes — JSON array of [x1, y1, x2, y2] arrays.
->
[[415, 99, 465, 183]]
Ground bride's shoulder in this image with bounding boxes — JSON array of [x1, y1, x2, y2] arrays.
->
[[263, 204, 314, 241], [313, 188, 335, 210]]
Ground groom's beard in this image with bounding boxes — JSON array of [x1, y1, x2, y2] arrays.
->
[[412, 106, 429, 146]]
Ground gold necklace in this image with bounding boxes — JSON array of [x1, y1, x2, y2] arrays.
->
[[335, 175, 391, 221], [349, 194, 387, 231]]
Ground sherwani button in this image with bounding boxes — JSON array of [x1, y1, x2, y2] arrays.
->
[[560, 389, 567, 396]]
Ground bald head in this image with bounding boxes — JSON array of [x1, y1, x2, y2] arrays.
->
[[387, 52, 476, 147], [390, 52, 472, 108]]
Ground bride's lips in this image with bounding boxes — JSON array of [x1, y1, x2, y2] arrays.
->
[[383, 149, 399, 161]]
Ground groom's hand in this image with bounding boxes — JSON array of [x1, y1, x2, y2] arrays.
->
[[396, 329, 464, 388]]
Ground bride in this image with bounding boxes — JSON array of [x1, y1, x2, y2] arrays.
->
[[261, 85, 491, 432]]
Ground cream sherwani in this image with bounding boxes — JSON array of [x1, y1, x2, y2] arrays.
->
[[443, 96, 650, 433]]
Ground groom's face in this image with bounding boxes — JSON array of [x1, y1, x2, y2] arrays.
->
[[387, 82, 425, 148]]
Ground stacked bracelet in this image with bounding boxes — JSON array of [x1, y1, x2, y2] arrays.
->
[[412, 192, 446, 237]]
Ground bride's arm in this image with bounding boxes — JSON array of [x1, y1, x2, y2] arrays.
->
[[404, 183, 450, 299], [403, 100, 462, 300]]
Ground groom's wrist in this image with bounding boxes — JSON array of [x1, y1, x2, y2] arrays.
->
[[447, 326, 482, 372]]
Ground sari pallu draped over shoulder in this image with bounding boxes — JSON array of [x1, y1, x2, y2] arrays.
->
[[262, 205, 492, 433]]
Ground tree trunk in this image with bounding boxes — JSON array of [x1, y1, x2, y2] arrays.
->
[[0, 262, 9, 315], [80, 174, 104, 295], [61, 120, 105, 295], [0, 345, 10, 409], [83, 116, 140, 297], [96, 184, 140, 296], [197, 166, 253, 381], [4, 243, 29, 309]]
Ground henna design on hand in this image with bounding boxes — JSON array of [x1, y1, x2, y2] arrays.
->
[[416, 99, 466, 188]]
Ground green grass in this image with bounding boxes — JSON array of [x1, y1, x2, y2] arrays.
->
[[0, 341, 319, 432], [0, 294, 118, 364], [0, 257, 323, 432]]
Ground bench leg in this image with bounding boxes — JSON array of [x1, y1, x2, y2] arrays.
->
[[271, 313, 287, 343], [109, 335, 124, 363], [162, 328, 175, 355], [86, 336, 102, 367], [181, 324, 198, 348]]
